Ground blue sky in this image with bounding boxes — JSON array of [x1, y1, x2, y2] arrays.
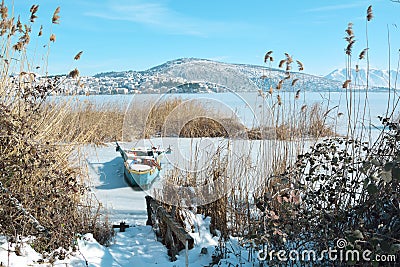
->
[[11, 0, 400, 76]]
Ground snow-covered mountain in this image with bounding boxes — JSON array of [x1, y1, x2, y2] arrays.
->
[[68, 59, 400, 94], [153, 59, 400, 91], [93, 58, 342, 93], [144, 58, 342, 92], [325, 68, 399, 89]]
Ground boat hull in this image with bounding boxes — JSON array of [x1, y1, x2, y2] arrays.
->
[[123, 164, 159, 188], [116, 143, 162, 189]]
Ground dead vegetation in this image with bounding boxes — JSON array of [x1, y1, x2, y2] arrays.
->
[[0, 2, 113, 255], [48, 96, 334, 143]]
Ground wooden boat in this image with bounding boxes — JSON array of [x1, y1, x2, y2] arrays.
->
[[116, 142, 170, 188]]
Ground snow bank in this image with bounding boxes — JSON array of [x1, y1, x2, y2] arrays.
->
[[0, 143, 246, 267]]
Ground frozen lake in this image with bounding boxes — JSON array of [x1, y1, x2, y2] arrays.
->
[[52, 90, 397, 138]]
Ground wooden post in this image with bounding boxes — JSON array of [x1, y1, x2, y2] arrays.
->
[[145, 195, 153, 226], [112, 222, 129, 232], [185, 239, 189, 267], [169, 206, 178, 260], [166, 224, 176, 260]]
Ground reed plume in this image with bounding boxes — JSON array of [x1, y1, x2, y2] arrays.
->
[[30, 5, 39, 22], [285, 53, 293, 64], [359, 48, 368, 60], [264, 50, 273, 63], [30, 14, 38, 23], [346, 41, 355, 56], [342, 79, 351, 89], [269, 85, 273, 95], [344, 35, 354, 43], [49, 33, 56, 42], [296, 60, 304, 71], [10, 23, 16, 36], [30, 4, 39, 13], [367, 5, 373, 21], [346, 33, 357, 55], [346, 22, 354, 35], [278, 59, 286, 68], [276, 79, 283, 89], [13, 42, 23, 51], [13, 24, 31, 51], [52, 7, 60, 24], [74, 51, 83, 60], [16, 16, 22, 32], [68, 68, 80, 78], [295, 90, 300, 99], [0, 0, 8, 20], [291, 78, 299, 86]]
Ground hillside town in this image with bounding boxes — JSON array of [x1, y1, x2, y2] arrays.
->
[[27, 57, 393, 96], [55, 72, 223, 95], [50, 58, 341, 95]]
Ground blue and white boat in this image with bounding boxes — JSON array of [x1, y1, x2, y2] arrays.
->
[[116, 142, 170, 188]]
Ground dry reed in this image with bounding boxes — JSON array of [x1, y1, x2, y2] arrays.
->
[[0, 2, 113, 256], [47, 96, 335, 144]]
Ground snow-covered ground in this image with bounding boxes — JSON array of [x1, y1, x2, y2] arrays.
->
[[0, 142, 256, 267], [1, 90, 393, 266]]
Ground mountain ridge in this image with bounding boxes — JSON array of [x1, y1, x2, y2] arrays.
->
[[93, 57, 342, 93], [62, 58, 395, 95], [325, 68, 399, 88]]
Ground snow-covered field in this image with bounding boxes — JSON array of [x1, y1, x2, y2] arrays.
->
[[0, 142, 255, 267]]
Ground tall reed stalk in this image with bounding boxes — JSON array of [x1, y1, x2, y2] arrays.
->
[[0, 2, 114, 256]]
